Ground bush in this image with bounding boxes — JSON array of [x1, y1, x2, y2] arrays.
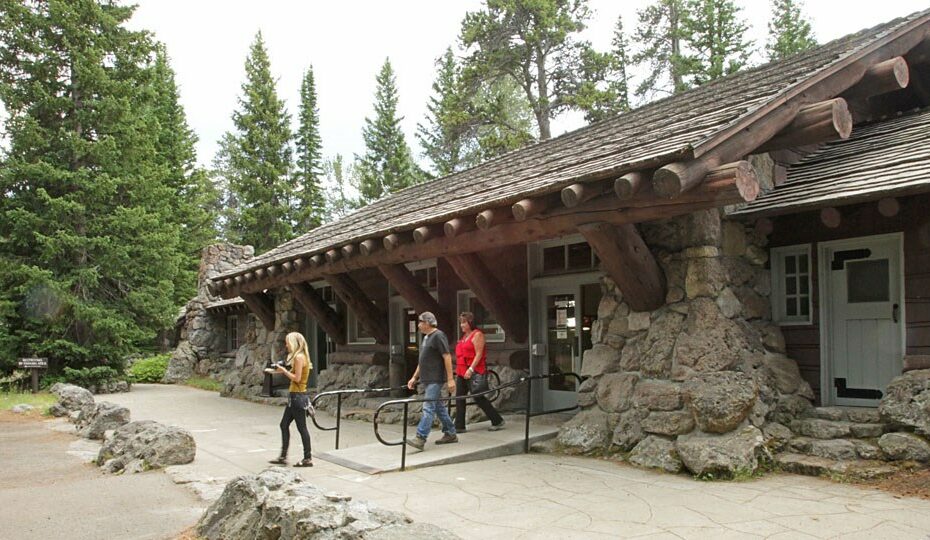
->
[[63, 366, 120, 388], [184, 376, 222, 392], [128, 354, 170, 383]]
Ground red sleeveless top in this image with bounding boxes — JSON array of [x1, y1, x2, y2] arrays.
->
[[455, 329, 486, 376]]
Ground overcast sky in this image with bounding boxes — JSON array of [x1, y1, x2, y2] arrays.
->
[[127, 0, 928, 171]]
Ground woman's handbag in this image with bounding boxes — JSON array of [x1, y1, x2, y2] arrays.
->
[[469, 372, 489, 394]]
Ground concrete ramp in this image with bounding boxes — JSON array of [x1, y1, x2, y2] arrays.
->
[[315, 416, 559, 474]]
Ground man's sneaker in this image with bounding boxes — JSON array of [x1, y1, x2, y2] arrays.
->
[[488, 419, 505, 431], [435, 433, 458, 445], [406, 436, 426, 450]]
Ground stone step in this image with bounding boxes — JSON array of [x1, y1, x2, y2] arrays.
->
[[788, 436, 885, 461], [790, 418, 886, 439], [804, 406, 881, 424], [775, 452, 898, 480]]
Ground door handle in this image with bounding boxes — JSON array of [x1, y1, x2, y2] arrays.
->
[[893, 304, 900, 323]]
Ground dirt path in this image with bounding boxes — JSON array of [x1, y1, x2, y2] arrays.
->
[[0, 412, 204, 540]]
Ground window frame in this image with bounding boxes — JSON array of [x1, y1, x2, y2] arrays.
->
[[771, 244, 814, 326], [531, 235, 599, 277], [456, 290, 506, 343], [226, 314, 239, 351], [347, 308, 377, 345]]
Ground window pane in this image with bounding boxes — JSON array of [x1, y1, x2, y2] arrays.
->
[[800, 298, 809, 316], [800, 277, 809, 295], [567, 242, 592, 270], [786, 297, 797, 316], [785, 255, 796, 274], [786, 276, 797, 295], [469, 297, 502, 338], [543, 246, 565, 272], [798, 254, 809, 273], [847, 259, 889, 303]]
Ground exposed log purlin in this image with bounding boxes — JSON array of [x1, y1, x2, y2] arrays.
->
[[756, 98, 853, 153], [561, 182, 603, 208], [841, 56, 910, 101], [240, 292, 276, 332], [291, 282, 347, 345], [325, 273, 390, 344], [310, 255, 323, 268], [512, 197, 550, 222], [360, 239, 381, 257], [445, 253, 527, 343], [579, 223, 666, 312], [614, 171, 647, 199], [476, 208, 501, 230], [325, 249, 341, 264], [413, 224, 442, 245], [444, 217, 476, 238], [378, 263, 443, 318]]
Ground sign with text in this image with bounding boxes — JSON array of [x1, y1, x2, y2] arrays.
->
[[18, 357, 48, 369]]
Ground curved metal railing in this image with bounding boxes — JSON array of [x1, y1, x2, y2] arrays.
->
[[373, 371, 586, 471]]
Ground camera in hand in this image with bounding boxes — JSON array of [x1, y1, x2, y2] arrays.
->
[[264, 360, 291, 374]]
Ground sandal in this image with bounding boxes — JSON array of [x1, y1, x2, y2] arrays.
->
[[293, 458, 313, 468], [268, 456, 287, 465]]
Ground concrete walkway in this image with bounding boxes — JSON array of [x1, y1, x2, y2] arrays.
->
[[104, 384, 930, 539]]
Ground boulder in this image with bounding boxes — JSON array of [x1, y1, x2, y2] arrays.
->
[[685, 257, 726, 299], [672, 298, 759, 377], [11, 404, 34, 414], [595, 373, 639, 413], [50, 383, 94, 418], [683, 371, 757, 434], [676, 425, 766, 478], [164, 341, 197, 383], [580, 344, 621, 378], [761, 353, 804, 395], [642, 410, 695, 436], [196, 468, 456, 540], [632, 380, 682, 411], [629, 436, 683, 473], [770, 394, 813, 426], [557, 408, 611, 453], [761, 422, 793, 451], [77, 401, 130, 440], [611, 408, 648, 452], [879, 369, 930, 435], [715, 288, 742, 319], [878, 432, 930, 462], [620, 310, 685, 377], [97, 420, 196, 474]]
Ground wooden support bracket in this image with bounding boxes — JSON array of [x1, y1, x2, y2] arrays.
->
[[325, 273, 390, 344], [445, 253, 527, 343], [240, 292, 276, 332], [290, 282, 347, 345], [378, 263, 443, 318], [578, 222, 666, 312]]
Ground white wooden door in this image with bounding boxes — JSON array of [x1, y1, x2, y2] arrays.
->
[[823, 234, 903, 406]]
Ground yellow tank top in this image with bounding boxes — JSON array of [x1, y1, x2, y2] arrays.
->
[[288, 355, 311, 393]]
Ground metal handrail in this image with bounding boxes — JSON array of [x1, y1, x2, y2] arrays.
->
[[373, 371, 586, 471], [309, 385, 406, 449]]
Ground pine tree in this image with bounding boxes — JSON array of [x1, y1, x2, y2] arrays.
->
[[216, 31, 294, 252], [678, 0, 753, 86], [416, 49, 477, 177], [460, 0, 614, 140], [632, 0, 688, 99], [0, 0, 191, 369], [294, 66, 326, 231], [356, 58, 421, 203], [469, 77, 536, 160], [322, 154, 360, 221], [582, 15, 633, 122], [767, 0, 816, 61]]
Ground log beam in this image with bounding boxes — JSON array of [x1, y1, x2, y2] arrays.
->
[[444, 217, 475, 238], [578, 222, 666, 312], [614, 171, 648, 199], [341, 244, 357, 259], [383, 233, 410, 251], [512, 196, 553, 221], [378, 263, 443, 318], [561, 182, 605, 208], [360, 239, 381, 256], [325, 249, 341, 264], [756, 98, 853, 153], [240, 292, 276, 332], [445, 253, 527, 343], [476, 208, 507, 230], [413, 224, 443, 244], [841, 56, 910, 101], [290, 282, 347, 345], [325, 273, 390, 344]]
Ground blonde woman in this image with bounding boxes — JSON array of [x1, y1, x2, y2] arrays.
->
[[269, 332, 314, 467]]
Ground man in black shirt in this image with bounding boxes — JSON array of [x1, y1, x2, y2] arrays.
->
[[406, 311, 458, 450]]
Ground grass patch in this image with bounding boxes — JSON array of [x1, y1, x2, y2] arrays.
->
[[0, 391, 56, 414], [184, 376, 222, 393]]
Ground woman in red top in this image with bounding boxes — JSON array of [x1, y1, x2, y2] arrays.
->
[[454, 312, 505, 432]]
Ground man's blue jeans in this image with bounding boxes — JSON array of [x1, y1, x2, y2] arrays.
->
[[416, 382, 456, 439]]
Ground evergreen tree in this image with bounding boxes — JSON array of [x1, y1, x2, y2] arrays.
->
[[0, 0, 190, 369], [356, 58, 421, 203], [632, 0, 688, 99], [469, 77, 536, 160], [767, 0, 816, 61], [678, 0, 753, 86], [582, 15, 633, 122], [460, 0, 615, 140], [216, 31, 294, 252], [417, 49, 477, 177], [322, 154, 361, 221], [294, 66, 326, 231]]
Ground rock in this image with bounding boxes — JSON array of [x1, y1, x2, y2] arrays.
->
[[78, 401, 131, 440], [51, 383, 95, 418], [682, 246, 720, 259], [761, 354, 804, 395], [745, 245, 768, 266], [790, 418, 851, 439], [577, 378, 597, 408], [795, 437, 858, 460], [753, 323, 786, 353], [722, 221, 747, 257], [847, 408, 881, 424], [595, 373, 639, 413], [685, 257, 726, 299], [683, 371, 757, 434], [557, 409, 611, 453], [97, 420, 196, 474], [611, 408, 648, 452], [672, 298, 758, 377], [11, 404, 34, 414], [665, 287, 685, 304], [853, 440, 885, 460], [849, 423, 885, 438], [879, 369, 930, 436], [676, 425, 766, 478], [597, 294, 620, 320], [715, 288, 742, 319], [762, 422, 793, 451], [580, 345, 621, 378], [736, 286, 770, 320], [629, 436, 683, 473], [632, 380, 682, 411], [683, 210, 722, 248], [627, 312, 651, 332], [620, 310, 685, 377], [164, 341, 198, 383], [878, 432, 930, 462], [771, 394, 813, 425], [196, 468, 459, 540], [642, 410, 695, 436], [810, 407, 846, 421]]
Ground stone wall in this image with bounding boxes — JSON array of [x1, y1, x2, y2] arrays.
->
[[557, 209, 814, 478], [164, 243, 254, 384]]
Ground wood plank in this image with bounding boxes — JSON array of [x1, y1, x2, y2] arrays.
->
[[445, 253, 527, 343], [290, 282, 347, 345], [240, 292, 276, 332], [578, 223, 667, 312], [378, 263, 444, 322], [325, 273, 390, 344]]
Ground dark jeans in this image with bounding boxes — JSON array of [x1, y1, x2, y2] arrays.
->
[[279, 392, 312, 459], [455, 375, 503, 430]]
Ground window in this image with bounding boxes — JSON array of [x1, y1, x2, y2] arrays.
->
[[771, 245, 813, 325], [347, 309, 376, 344], [456, 290, 505, 342], [226, 315, 239, 351], [540, 240, 598, 275], [402, 260, 438, 292]]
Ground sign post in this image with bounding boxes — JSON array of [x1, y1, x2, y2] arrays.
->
[[17, 358, 48, 393]]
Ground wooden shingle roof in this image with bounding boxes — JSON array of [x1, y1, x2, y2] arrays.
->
[[730, 107, 930, 218], [216, 9, 929, 280]]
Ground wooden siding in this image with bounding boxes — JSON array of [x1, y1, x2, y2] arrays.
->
[[769, 193, 930, 402]]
